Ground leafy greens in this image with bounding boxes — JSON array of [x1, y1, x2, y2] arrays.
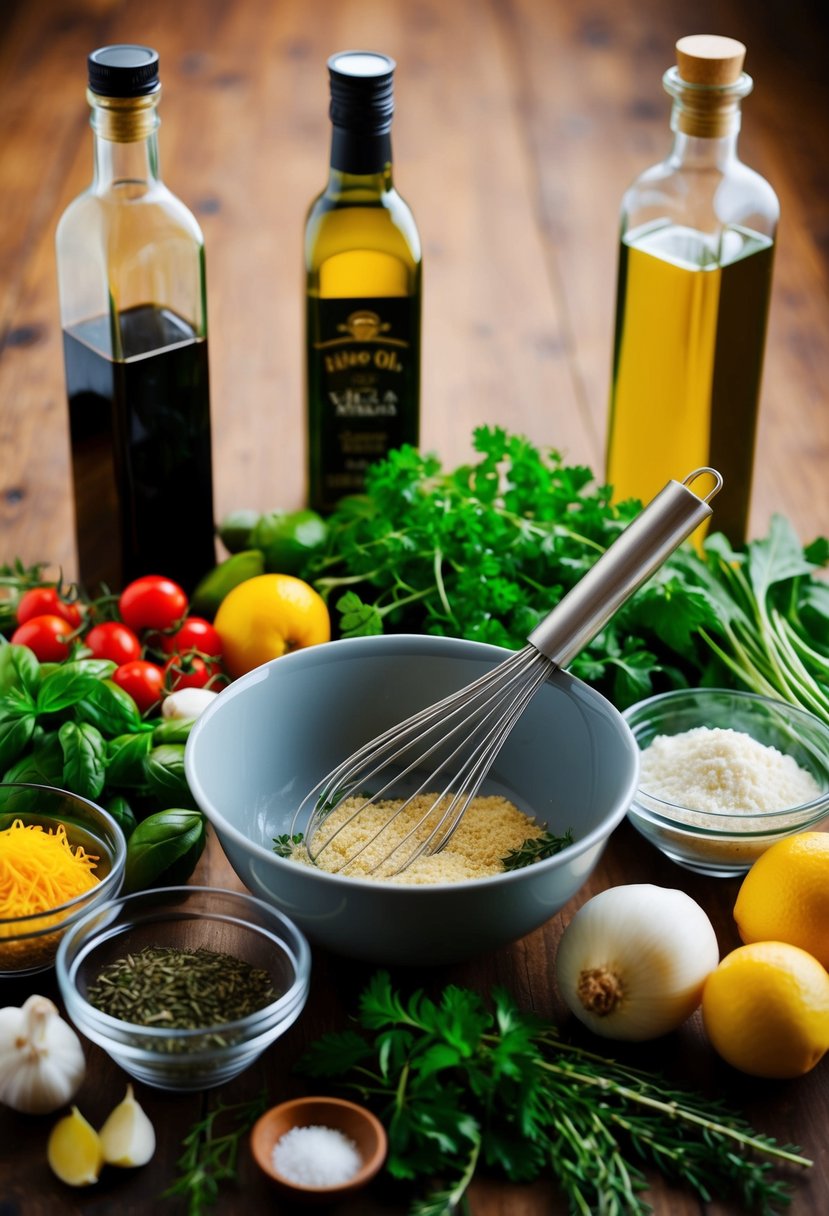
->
[[304, 427, 829, 718]]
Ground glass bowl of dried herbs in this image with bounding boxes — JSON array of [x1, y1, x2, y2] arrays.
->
[[0, 782, 127, 978], [55, 885, 311, 1091]]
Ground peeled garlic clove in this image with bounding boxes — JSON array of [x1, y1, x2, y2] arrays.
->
[[99, 1083, 156, 1167], [47, 1105, 103, 1186]]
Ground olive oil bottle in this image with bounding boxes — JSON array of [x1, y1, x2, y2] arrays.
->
[[56, 45, 215, 593], [606, 36, 778, 546], [305, 51, 421, 513]]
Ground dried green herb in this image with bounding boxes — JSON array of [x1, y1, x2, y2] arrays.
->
[[87, 945, 277, 1034]]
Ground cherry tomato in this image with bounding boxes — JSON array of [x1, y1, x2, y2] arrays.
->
[[163, 653, 216, 692], [16, 587, 82, 629], [85, 621, 142, 666], [160, 616, 223, 659], [11, 614, 74, 662], [112, 659, 165, 713], [119, 576, 188, 633]]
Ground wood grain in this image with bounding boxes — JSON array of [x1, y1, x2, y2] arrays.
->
[[0, 1, 827, 1213]]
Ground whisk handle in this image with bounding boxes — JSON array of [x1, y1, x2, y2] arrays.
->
[[528, 468, 722, 667]]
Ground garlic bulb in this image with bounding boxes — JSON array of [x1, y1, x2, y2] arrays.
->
[[48, 1105, 103, 1186], [0, 994, 86, 1114], [100, 1083, 156, 1167], [555, 884, 720, 1041]]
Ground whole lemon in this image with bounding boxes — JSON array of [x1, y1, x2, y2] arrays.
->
[[701, 941, 829, 1078], [734, 832, 829, 969], [214, 574, 331, 678]]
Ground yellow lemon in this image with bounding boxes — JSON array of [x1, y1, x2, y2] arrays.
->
[[734, 832, 829, 969], [214, 573, 331, 678], [701, 941, 829, 1078]]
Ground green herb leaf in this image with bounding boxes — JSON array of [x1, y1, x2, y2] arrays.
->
[[0, 705, 36, 771], [75, 678, 150, 736], [37, 661, 115, 715], [272, 832, 303, 857], [163, 1089, 269, 1215], [0, 644, 40, 698], [123, 808, 206, 893], [106, 731, 154, 787], [500, 828, 573, 870], [59, 720, 106, 800]]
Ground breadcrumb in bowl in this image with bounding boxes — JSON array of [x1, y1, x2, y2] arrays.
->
[[185, 634, 640, 965], [295, 794, 548, 882]]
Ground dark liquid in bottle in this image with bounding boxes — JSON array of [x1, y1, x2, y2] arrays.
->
[[63, 305, 215, 593]]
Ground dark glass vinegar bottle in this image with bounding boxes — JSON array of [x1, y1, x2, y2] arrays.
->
[[56, 45, 216, 593], [605, 36, 779, 546], [305, 51, 422, 514]]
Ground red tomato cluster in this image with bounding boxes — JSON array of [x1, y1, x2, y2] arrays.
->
[[10, 575, 225, 714]]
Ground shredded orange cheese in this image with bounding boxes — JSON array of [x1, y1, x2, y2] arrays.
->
[[0, 818, 100, 926]]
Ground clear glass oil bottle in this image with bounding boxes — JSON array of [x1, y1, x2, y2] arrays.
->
[[605, 35, 779, 546], [305, 51, 421, 514], [56, 45, 215, 593]]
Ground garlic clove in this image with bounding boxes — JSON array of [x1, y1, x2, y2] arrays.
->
[[47, 1105, 103, 1186], [99, 1083, 156, 1167]]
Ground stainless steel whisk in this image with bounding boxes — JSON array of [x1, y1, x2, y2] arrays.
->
[[291, 469, 722, 876]]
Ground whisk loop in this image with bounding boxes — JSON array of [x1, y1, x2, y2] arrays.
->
[[290, 469, 722, 877]]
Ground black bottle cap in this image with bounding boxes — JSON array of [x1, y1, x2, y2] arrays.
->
[[88, 45, 160, 98], [328, 50, 396, 134]]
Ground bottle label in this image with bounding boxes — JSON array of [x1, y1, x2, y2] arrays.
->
[[308, 296, 419, 508]]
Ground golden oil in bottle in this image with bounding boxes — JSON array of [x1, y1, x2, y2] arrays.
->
[[607, 221, 774, 543]]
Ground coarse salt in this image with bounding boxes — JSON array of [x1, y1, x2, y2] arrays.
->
[[272, 1123, 362, 1187]]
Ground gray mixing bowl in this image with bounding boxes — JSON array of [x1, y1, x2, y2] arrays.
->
[[185, 635, 639, 965]]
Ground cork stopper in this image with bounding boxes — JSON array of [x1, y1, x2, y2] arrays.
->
[[675, 35, 746, 86], [664, 34, 752, 138]]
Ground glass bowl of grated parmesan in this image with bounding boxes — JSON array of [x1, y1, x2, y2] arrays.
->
[[0, 782, 127, 977], [623, 689, 829, 876]]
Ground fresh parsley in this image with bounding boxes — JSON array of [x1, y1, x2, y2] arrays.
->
[[299, 971, 811, 1216], [303, 429, 829, 718]]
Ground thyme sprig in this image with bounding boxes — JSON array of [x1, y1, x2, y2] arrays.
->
[[501, 827, 574, 870], [162, 1089, 268, 1216], [299, 972, 812, 1216]]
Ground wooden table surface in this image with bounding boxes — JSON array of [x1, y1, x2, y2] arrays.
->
[[1, 1, 828, 1214]]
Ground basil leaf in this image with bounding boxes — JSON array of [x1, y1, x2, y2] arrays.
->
[[106, 794, 137, 840], [59, 720, 106, 800], [75, 679, 150, 737], [151, 717, 196, 746], [0, 707, 36, 771], [3, 732, 63, 787], [144, 743, 196, 808], [106, 731, 154, 787], [37, 666, 104, 715], [0, 644, 40, 697], [123, 808, 206, 893]]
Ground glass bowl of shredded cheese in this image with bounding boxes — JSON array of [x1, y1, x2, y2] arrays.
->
[[0, 782, 127, 976], [623, 689, 829, 876]]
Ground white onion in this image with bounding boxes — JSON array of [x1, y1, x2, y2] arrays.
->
[[555, 884, 720, 1041]]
